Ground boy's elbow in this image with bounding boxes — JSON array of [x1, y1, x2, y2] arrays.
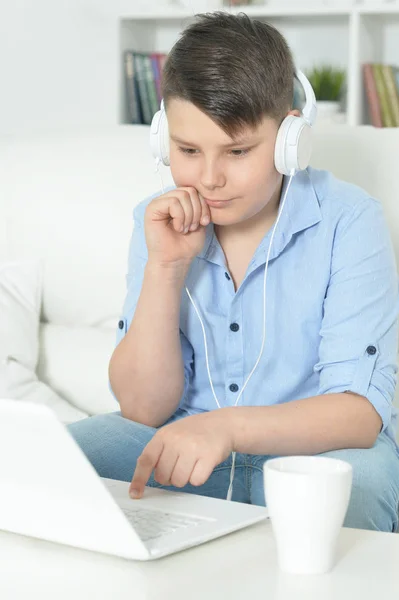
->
[[343, 392, 382, 448], [365, 414, 383, 448], [120, 404, 160, 428], [354, 395, 382, 448], [363, 402, 383, 447]]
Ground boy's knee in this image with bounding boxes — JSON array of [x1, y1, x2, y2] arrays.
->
[[323, 442, 399, 532], [68, 411, 153, 445], [66, 411, 156, 481], [68, 411, 122, 448], [345, 473, 399, 532]]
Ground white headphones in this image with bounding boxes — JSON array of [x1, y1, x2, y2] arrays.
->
[[150, 69, 317, 176]]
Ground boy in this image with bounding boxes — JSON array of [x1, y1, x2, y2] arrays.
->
[[68, 12, 399, 531]]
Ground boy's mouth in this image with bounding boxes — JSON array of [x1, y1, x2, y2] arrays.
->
[[204, 198, 234, 208]]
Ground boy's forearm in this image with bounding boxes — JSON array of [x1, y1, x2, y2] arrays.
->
[[227, 393, 382, 456], [109, 259, 191, 427]]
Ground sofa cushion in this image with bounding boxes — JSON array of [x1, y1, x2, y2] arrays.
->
[[0, 258, 43, 369], [0, 259, 88, 423], [311, 125, 399, 263], [0, 127, 174, 328], [37, 322, 118, 415], [1, 359, 87, 424]]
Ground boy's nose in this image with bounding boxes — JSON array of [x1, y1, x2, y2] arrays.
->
[[200, 166, 226, 190]]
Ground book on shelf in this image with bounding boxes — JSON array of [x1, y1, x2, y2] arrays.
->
[[382, 64, 399, 127], [363, 63, 399, 128], [124, 50, 167, 125]]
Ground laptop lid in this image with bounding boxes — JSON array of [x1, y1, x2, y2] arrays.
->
[[0, 399, 149, 560]]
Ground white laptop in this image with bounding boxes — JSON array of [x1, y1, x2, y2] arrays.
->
[[0, 399, 268, 561]]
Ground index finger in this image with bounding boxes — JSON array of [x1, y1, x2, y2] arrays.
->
[[197, 191, 211, 226], [129, 437, 164, 499]]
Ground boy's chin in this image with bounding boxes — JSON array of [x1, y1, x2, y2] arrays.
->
[[210, 210, 249, 227]]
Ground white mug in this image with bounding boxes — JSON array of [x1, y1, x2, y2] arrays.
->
[[264, 456, 353, 574]]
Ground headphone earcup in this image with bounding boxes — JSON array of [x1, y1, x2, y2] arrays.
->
[[274, 115, 312, 176], [150, 105, 170, 166]]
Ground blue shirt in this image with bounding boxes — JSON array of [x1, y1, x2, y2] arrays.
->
[[113, 167, 399, 447]]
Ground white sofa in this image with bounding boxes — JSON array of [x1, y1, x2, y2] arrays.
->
[[0, 125, 399, 433]]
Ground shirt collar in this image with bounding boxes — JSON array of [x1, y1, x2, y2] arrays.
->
[[253, 167, 322, 265], [198, 221, 215, 260], [198, 167, 322, 265]]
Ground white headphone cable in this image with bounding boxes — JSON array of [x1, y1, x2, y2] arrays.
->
[[156, 165, 296, 500]]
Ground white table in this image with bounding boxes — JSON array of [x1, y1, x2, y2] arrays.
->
[[0, 522, 398, 599]]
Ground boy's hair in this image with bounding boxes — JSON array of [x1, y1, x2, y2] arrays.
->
[[161, 12, 295, 138]]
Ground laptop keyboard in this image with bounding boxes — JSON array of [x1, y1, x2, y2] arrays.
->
[[121, 507, 205, 542]]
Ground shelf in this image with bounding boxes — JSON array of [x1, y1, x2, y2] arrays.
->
[[358, 6, 399, 15], [119, 8, 351, 20], [119, 5, 399, 21], [228, 5, 351, 17], [120, 11, 193, 21], [119, 4, 399, 127]]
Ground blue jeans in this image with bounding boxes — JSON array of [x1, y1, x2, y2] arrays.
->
[[67, 409, 399, 532]]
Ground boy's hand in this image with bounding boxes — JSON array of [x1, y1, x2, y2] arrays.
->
[[129, 410, 234, 498], [145, 187, 211, 266]]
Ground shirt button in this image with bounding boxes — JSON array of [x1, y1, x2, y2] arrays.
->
[[118, 320, 124, 330], [229, 383, 239, 393], [366, 345, 377, 356], [225, 272, 231, 280], [230, 323, 240, 332]]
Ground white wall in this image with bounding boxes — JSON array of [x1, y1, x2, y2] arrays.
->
[[0, 0, 170, 135]]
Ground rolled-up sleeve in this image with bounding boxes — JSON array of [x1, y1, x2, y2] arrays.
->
[[314, 197, 399, 432], [109, 194, 193, 404]]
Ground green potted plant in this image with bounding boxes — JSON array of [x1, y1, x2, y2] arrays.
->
[[306, 65, 346, 123]]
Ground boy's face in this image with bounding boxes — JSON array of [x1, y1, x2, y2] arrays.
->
[[167, 99, 297, 227]]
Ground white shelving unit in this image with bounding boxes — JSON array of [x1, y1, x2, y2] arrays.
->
[[119, 2, 399, 126]]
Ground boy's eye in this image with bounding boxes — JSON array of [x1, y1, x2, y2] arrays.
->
[[230, 148, 250, 157], [179, 147, 198, 155]]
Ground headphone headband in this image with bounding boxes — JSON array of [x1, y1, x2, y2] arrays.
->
[[295, 69, 317, 126]]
